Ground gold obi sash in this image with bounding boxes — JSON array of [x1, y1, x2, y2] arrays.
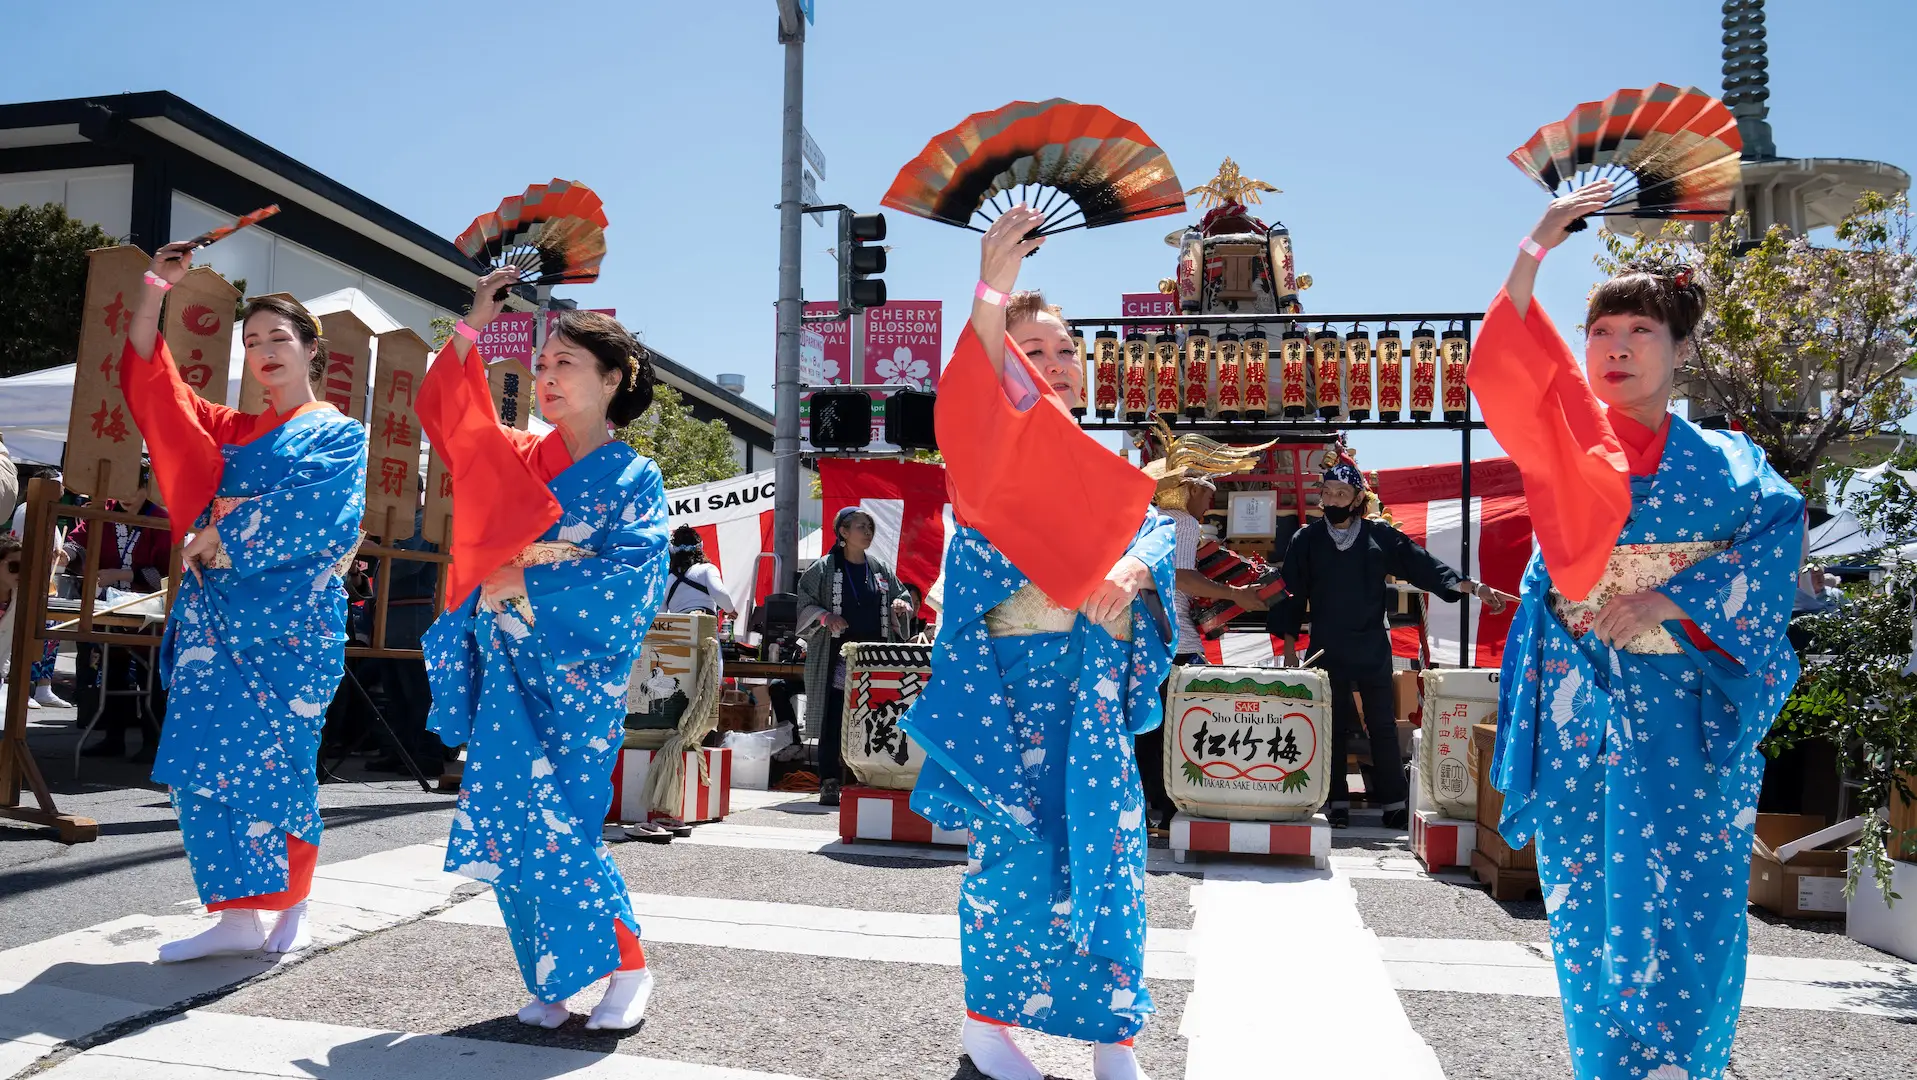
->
[[985, 582, 1132, 642], [1549, 540, 1726, 654], [491, 541, 595, 625], [206, 495, 363, 579]]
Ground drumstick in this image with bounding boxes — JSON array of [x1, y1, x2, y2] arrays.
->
[[1301, 649, 1325, 667], [167, 204, 282, 258]]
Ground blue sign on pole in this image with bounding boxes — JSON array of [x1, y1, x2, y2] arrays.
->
[[798, 0, 814, 23]]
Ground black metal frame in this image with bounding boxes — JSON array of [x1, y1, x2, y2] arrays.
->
[[1065, 310, 1488, 666]]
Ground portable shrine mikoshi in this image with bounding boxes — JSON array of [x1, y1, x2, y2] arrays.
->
[[1162, 664, 1333, 866], [834, 642, 968, 848]]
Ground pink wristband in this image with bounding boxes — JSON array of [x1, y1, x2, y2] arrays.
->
[[975, 280, 1009, 307], [454, 319, 481, 343], [1518, 236, 1545, 262], [143, 271, 175, 292]]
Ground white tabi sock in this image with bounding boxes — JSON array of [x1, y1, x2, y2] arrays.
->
[[961, 1017, 1041, 1080], [516, 998, 572, 1028], [1092, 1041, 1150, 1080], [264, 901, 311, 954], [156, 909, 267, 963], [585, 967, 654, 1030]]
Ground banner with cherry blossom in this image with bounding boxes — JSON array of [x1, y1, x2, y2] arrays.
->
[[798, 300, 943, 387]]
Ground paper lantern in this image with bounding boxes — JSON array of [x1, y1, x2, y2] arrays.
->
[[1441, 327, 1470, 422], [1176, 227, 1204, 313], [1122, 331, 1152, 422], [1214, 331, 1242, 421], [1312, 327, 1343, 420], [1241, 329, 1271, 420], [1152, 335, 1181, 420], [1410, 326, 1438, 422], [1184, 331, 1212, 418], [1093, 330, 1119, 419], [1376, 329, 1404, 421], [1345, 329, 1373, 422], [1280, 328, 1310, 418], [1070, 332, 1090, 417]]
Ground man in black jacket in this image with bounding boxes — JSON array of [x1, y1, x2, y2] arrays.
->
[[1271, 458, 1513, 829]]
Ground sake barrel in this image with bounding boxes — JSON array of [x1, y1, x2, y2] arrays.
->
[[840, 642, 934, 790], [1164, 665, 1332, 821], [626, 612, 716, 728], [1418, 667, 1498, 820]]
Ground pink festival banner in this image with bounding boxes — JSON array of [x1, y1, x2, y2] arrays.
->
[[473, 309, 618, 364], [1121, 291, 1178, 333], [796, 300, 943, 389]]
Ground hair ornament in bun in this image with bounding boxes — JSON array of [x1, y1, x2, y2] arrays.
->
[[624, 353, 641, 387]]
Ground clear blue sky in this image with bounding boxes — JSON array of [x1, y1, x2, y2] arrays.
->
[[7, 0, 1913, 470]]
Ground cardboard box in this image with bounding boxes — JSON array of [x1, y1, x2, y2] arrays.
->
[[1749, 814, 1850, 919], [1393, 669, 1423, 723], [1846, 853, 1917, 962]]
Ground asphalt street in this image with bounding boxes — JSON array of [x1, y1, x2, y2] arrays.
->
[[4, 701, 1915, 1080]]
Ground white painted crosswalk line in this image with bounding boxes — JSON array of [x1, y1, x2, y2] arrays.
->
[[432, 890, 1197, 980], [34, 1009, 821, 1080], [1377, 936, 1917, 1018], [1180, 864, 1445, 1080], [0, 843, 471, 1074]]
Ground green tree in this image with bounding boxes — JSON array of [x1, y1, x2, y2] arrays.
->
[[1597, 192, 1917, 483], [0, 202, 115, 378], [429, 315, 455, 350], [615, 384, 742, 489]]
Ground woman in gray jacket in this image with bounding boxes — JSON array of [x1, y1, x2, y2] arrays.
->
[[796, 507, 911, 805]]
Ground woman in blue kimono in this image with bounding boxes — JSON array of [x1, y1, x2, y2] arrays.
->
[[420, 267, 669, 1032], [122, 243, 368, 963], [902, 206, 1176, 1080], [1472, 181, 1804, 1080]]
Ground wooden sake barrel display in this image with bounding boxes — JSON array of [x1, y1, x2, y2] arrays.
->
[[840, 642, 935, 790], [1164, 666, 1332, 822], [626, 612, 717, 743], [1470, 722, 1539, 900], [1418, 668, 1499, 821]]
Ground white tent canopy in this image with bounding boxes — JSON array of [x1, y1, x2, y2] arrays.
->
[[0, 287, 547, 468]]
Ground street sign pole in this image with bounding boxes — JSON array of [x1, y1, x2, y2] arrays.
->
[[772, 0, 806, 594]]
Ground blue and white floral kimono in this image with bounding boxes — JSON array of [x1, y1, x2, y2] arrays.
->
[[1475, 294, 1804, 1080], [147, 402, 366, 907], [903, 514, 1176, 1043], [424, 440, 669, 1004]]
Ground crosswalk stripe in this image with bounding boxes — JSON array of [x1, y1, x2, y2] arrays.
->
[[1376, 935, 1917, 1018], [1181, 864, 1445, 1079], [32, 1009, 821, 1080], [0, 843, 468, 1075], [431, 891, 1197, 980]]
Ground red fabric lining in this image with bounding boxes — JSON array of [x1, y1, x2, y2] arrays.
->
[[615, 920, 647, 970], [414, 340, 572, 609], [118, 339, 333, 547], [936, 325, 1154, 609], [206, 834, 317, 911]]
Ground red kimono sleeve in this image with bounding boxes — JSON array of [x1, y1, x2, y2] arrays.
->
[[1467, 290, 1631, 602], [119, 338, 252, 547], [415, 338, 563, 609], [935, 324, 1155, 610]]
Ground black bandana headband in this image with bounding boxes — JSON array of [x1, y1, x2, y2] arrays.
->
[[1322, 461, 1367, 491]]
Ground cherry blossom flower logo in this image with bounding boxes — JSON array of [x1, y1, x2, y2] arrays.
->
[[875, 347, 931, 388]]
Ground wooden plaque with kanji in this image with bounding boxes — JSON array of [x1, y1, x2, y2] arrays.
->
[[65, 246, 150, 501], [366, 328, 428, 541]]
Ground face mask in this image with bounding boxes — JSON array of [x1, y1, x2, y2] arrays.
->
[[1321, 503, 1356, 526]]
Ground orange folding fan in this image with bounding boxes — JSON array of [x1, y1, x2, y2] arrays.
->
[[1509, 84, 1742, 231], [883, 99, 1187, 238], [455, 179, 608, 297]]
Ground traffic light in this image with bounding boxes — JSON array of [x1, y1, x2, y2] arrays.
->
[[810, 388, 873, 450], [885, 389, 937, 451], [838, 210, 886, 313]]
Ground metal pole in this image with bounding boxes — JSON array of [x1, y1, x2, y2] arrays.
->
[[1459, 377, 1473, 668], [850, 307, 866, 385], [771, 4, 806, 593]]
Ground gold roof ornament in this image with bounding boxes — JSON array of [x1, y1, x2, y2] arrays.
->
[[1140, 417, 1275, 510], [1186, 157, 1281, 210]]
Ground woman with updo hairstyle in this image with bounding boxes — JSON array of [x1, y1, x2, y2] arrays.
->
[[1471, 179, 1804, 1079], [898, 205, 1176, 1080], [417, 266, 671, 1032], [119, 240, 369, 965]]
